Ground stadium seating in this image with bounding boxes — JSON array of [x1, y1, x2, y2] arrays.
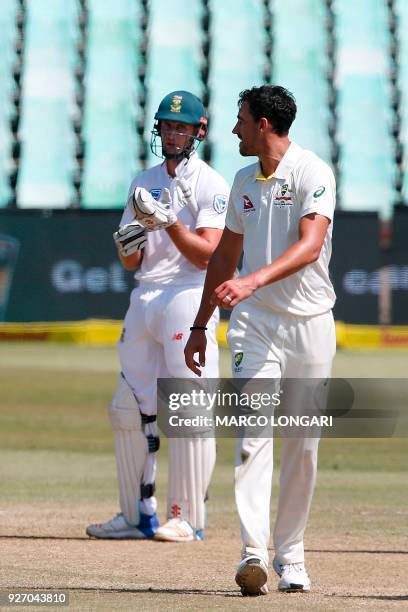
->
[[0, 0, 18, 207], [81, 0, 141, 208], [335, 0, 394, 217], [145, 0, 203, 167], [273, 0, 331, 164], [16, 0, 78, 208], [396, 0, 408, 204], [210, 0, 266, 184], [0, 0, 405, 214]]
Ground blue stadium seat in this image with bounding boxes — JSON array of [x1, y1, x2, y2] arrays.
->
[[335, 0, 394, 217], [0, 120, 12, 206], [210, 0, 265, 184], [273, 0, 330, 163], [81, 0, 141, 208], [0, 0, 18, 207], [145, 0, 202, 166], [17, 0, 77, 207], [396, 0, 408, 203]]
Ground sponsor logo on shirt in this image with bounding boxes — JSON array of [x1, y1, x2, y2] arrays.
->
[[242, 195, 255, 213], [234, 351, 244, 372], [313, 186, 326, 198], [273, 183, 293, 207], [150, 188, 162, 201], [172, 332, 184, 341], [213, 194, 227, 214]]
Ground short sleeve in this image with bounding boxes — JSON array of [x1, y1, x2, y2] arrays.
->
[[195, 170, 230, 230], [225, 176, 244, 234], [297, 159, 336, 222]]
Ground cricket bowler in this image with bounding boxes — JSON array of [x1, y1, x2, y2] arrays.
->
[[185, 85, 336, 592]]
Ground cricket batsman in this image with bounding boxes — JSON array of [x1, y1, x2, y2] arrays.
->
[[185, 85, 336, 591], [86, 90, 229, 542]]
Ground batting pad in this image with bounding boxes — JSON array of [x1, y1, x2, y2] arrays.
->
[[167, 437, 216, 532], [109, 377, 148, 526]]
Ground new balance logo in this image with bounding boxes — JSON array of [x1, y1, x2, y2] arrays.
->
[[172, 332, 183, 341]]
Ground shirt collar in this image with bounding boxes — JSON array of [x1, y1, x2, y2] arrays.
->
[[175, 151, 199, 178], [273, 141, 303, 179], [256, 169, 274, 181], [252, 141, 303, 182], [160, 151, 200, 180]]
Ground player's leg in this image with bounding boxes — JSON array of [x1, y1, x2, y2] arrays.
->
[[117, 288, 163, 528], [272, 310, 336, 591], [86, 288, 162, 538], [157, 436, 216, 542], [86, 374, 158, 538], [154, 286, 218, 542], [227, 302, 281, 595]]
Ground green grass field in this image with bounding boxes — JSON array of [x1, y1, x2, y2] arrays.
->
[[0, 342, 407, 611]]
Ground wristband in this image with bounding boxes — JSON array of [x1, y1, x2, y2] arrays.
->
[[190, 326, 207, 331]]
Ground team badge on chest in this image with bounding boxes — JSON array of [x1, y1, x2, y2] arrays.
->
[[273, 183, 293, 208]]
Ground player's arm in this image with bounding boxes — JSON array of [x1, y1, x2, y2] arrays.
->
[[184, 227, 243, 375], [133, 181, 227, 269], [212, 213, 330, 307], [113, 220, 146, 271], [117, 248, 144, 271], [165, 222, 223, 269]]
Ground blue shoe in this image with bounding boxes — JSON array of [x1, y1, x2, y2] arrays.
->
[[195, 528, 205, 541], [136, 511, 159, 538], [86, 512, 158, 539]]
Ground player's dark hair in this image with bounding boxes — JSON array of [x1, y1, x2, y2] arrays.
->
[[238, 85, 297, 136]]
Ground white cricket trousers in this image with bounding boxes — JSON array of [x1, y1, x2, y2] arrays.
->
[[227, 302, 336, 566], [116, 283, 218, 528], [118, 283, 219, 414]]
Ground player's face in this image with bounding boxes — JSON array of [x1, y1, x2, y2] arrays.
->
[[232, 101, 260, 156], [160, 120, 197, 157]]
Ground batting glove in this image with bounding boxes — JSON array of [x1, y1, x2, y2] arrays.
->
[[113, 222, 147, 256], [133, 187, 177, 231]]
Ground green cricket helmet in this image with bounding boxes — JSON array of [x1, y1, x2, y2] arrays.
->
[[150, 90, 208, 160]]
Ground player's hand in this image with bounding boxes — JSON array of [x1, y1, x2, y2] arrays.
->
[[113, 222, 146, 256], [184, 330, 207, 377], [133, 187, 177, 231], [211, 276, 259, 309]]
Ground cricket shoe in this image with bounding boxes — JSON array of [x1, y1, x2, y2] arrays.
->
[[235, 556, 269, 596], [154, 517, 203, 542], [86, 512, 159, 539], [272, 558, 311, 592]]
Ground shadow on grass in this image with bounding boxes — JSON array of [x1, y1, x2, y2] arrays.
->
[[3, 586, 407, 601], [2, 585, 240, 597], [1, 535, 408, 556], [306, 548, 408, 555], [334, 594, 408, 602]]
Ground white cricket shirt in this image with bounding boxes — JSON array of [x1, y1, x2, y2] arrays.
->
[[121, 152, 229, 286], [225, 141, 336, 316]]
